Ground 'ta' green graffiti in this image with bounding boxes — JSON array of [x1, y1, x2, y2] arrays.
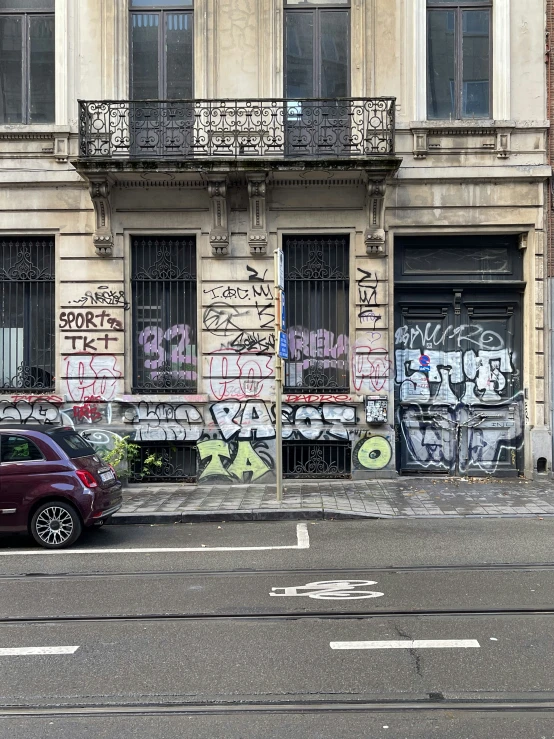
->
[[198, 440, 271, 482]]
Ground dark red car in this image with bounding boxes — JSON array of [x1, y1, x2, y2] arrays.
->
[[0, 426, 122, 549]]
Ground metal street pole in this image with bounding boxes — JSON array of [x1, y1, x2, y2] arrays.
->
[[274, 248, 283, 502]]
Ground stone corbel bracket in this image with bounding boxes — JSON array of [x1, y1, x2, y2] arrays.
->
[[247, 174, 268, 256], [54, 134, 69, 162], [365, 178, 387, 256], [206, 176, 230, 256], [496, 128, 512, 159], [88, 176, 114, 257], [412, 129, 428, 159]]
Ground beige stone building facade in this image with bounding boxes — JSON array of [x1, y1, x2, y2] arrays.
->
[[0, 0, 550, 482]]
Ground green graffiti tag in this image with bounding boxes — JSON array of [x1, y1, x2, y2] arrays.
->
[[353, 436, 392, 470], [197, 440, 272, 482]]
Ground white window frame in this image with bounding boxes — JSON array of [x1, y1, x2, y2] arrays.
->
[[413, 0, 510, 121]]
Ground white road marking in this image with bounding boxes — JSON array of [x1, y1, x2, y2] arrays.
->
[[0, 523, 310, 556], [0, 646, 79, 656], [270, 579, 384, 600], [330, 639, 481, 650]]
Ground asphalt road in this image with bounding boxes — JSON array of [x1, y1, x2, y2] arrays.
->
[[1, 519, 554, 738]]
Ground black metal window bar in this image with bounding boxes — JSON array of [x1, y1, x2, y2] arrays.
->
[[0, 237, 55, 392], [131, 235, 197, 393], [77, 98, 395, 159], [283, 440, 351, 479], [284, 235, 349, 392], [129, 441, 197, 483]]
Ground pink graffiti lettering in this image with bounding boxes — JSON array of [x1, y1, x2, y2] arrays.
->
[[288, 327, 348, 369], [208, 352, 273, 401], [352, 334, 392, 393], [138, 324, 197, 380], [63, 355, 122, 402]]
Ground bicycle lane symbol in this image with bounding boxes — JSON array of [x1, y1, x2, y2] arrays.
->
[[269, 580, 384, 600]]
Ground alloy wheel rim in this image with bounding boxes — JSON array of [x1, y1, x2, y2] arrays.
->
[[35, 506, 74, 545]]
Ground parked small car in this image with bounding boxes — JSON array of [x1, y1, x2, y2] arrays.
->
[[0, 426, 122, 549]]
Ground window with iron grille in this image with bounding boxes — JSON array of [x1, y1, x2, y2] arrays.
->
[[283, 440, 351, 479], [0, 1, 55, 124], [284, 235, 349, 392], [427, 0, 492, 120], [0, 236, 55, 391], [131, 235, 197, 393], [129, 441, 197, 483]]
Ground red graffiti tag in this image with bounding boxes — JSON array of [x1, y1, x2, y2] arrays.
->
[[284, 394, 353, 404], [72, 403, 103, 423], [11, 395, 63, 404]]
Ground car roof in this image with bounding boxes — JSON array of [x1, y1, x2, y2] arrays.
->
[[0, 425, 73, 436]]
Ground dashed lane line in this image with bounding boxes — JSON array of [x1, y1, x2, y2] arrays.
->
[[0, 646, 79, 656], [330, 639, 481, 650]]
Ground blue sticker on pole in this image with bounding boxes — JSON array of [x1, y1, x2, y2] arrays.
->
[[281, 292, 286, 331], [278, 331, 288, 359]]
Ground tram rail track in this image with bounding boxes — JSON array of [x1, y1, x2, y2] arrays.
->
[[3, 561, 554, 582], [1, 606, 554, 625], [2, 697, 554, 718]]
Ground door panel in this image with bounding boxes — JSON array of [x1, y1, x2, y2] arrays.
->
[[394, 290, 523, 476]]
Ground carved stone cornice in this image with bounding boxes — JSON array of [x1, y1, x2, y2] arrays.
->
[[247, 173, 268, 256], [88, 176, 114, 257], [206, 175, 229, 256], [365, 178, 387, 256]]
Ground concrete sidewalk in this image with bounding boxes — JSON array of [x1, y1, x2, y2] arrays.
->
[[112, 477, 554, 523]]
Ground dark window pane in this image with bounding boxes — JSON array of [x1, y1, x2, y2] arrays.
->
[[1, 436, 43, 463], [166, 12, 193, 98], [0, 1, 54, 8], [320, 11, 348, 97], [427, 9, 455, 119], [131, 0, 192, 6], [49, 430, 95, 459], [0, 16, 23, 123], [131, 13, 160, 98], [286, 11, 314, 98], [427, 0, 489, 3], [29, 15, 54, 123], [462, 9, 489, 117], [286, 0, 349, 4]]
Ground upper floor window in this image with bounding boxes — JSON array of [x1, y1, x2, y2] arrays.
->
[[285, 0, 349, 99], [284, 236, 349, 393], [0, 236, 55, 392], [427, 0, 491, 120], [0, 0, 55, 124], [130, 0, 193, 99], [131, 236, 197, 394]]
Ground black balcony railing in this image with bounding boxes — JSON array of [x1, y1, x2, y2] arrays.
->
[[78, 98, 395, 160]]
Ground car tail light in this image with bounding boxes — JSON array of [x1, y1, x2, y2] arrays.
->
[[76, 469, 98, 489]]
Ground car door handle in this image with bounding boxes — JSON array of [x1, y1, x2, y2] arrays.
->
[[0, 509, 16, 514]]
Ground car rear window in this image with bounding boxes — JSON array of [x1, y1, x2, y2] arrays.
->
[[50, 431, 96, 459]]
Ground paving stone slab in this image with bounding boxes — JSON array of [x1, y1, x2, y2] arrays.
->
[[108, 477, 554, 524]]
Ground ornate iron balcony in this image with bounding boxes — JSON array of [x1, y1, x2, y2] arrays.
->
[[78, 98, 395, 160]]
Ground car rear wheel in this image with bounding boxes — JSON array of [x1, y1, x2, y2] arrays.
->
[[30, 502, 82, 549]]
